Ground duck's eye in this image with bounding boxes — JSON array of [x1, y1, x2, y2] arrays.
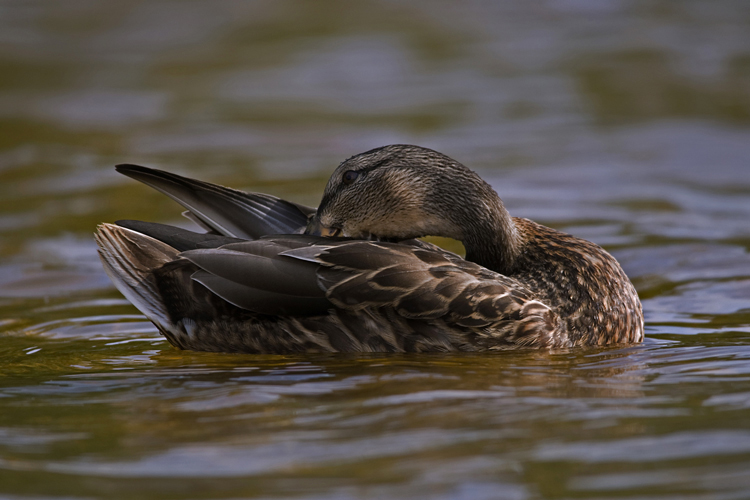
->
[[342, 170, 359, 185]]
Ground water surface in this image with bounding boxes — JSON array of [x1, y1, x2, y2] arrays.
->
[[2, 1, 750, 498]]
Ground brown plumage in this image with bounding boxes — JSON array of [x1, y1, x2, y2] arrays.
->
[[95, 145, 643, 353]]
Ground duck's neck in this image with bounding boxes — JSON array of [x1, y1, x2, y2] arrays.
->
[[461, 198, 523, 275]]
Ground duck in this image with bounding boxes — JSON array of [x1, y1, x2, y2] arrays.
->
[[95, 144, 643, 353]]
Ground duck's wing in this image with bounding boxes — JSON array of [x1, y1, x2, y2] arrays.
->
[[116, 164, 315, 239], [282, 240, 561, 346], [114, 220, 245, 251], [174, 235, 560, 346], [177, 236, 338, 316], [99, 225, 560, 348], [179, 236, 556, 338], [98, 225, 334, 319]]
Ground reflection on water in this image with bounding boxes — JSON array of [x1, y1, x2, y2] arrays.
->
[[1, 1, 750, 498], [4, 343, 750, 498]]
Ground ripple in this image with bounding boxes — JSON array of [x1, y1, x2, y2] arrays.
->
[[534, 431, 750, 462], [1, 2, 750, 499], [39, 429, 493, 478]]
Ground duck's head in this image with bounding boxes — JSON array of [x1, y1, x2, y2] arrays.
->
[[306, 144, 522, 272]]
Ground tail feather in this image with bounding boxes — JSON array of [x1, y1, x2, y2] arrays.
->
[[95, 223, 177, 330]]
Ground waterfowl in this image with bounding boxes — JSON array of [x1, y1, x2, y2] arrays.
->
[[96, 145, 643, 353]]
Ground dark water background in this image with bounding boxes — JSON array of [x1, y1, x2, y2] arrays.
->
[[2, 1, 750, 499]]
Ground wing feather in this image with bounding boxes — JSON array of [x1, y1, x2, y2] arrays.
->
[[191, 270, 330, 316], [282, 241, 559, 340], [115, 220, 243, 251], [180, 247, 324, 298], [116, 164, 313, 238]]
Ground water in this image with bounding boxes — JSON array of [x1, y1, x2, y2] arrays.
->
[[1, 1, 750, 498]]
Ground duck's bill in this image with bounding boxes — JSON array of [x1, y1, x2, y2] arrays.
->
[[305, 217, 342, 237]]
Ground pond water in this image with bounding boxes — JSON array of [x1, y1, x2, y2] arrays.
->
[[2, 1, 750, 498]]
